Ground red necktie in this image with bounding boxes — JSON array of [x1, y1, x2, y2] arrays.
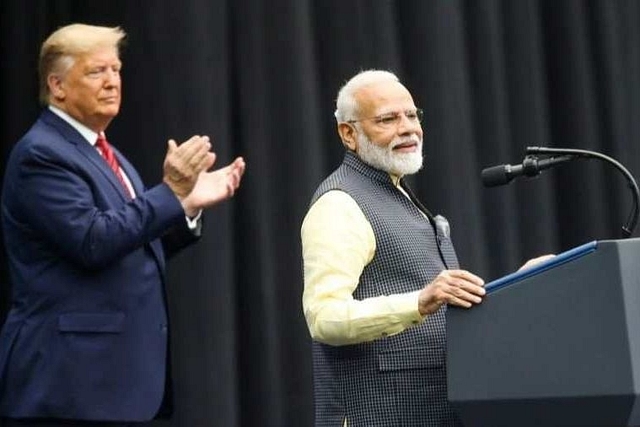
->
[[96, 134, 132, 198]]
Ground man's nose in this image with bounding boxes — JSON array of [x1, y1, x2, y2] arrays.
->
[[397, 113, 421, 134], [104, 69, 120, 85]]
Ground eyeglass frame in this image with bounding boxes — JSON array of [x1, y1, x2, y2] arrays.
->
[[345, 108, 424, 128]]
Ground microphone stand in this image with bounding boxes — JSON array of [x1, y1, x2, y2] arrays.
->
[[527, 146, 640, 238]]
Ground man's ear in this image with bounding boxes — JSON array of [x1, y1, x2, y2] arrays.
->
[[337, 122, 358, 151], [48, 74, 65, 100]]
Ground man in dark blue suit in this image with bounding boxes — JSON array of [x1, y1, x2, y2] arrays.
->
[[0, 23, 246, 427]]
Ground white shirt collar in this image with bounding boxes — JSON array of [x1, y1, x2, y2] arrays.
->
[[48, 105, 100, 146]]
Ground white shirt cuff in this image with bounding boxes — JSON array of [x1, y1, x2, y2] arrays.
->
[[185, 210, 202, 230]]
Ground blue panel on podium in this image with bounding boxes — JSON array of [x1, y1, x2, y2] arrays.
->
[[485, 240, 598, 294]]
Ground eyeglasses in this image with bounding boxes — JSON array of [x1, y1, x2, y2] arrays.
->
[[346, 108, 424, 129]]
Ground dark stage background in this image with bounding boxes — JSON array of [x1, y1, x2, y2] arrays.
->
[[2, 1, 640, 426]]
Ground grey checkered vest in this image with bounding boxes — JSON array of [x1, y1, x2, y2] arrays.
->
[[310, 152, 463, 427]]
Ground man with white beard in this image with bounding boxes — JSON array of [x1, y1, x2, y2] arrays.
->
[[300, 70, 487, 427]]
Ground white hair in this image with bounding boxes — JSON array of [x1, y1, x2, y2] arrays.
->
[[334, 70, 399, 123]]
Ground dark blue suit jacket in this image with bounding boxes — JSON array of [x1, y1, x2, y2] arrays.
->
[[0, 109, 197, 422]]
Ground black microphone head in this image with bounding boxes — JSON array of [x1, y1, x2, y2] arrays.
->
[[481, 164, 511, 187]]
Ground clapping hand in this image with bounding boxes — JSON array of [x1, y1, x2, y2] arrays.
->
[[162, 135, 215, 199], [181, 156, 246, 213]]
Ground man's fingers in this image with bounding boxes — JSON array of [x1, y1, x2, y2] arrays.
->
[[446, 269, 485, 287], [171, 135, 211, 163], [452, 279, 486, 296], [167, 139, 178, 153], [233, 156, 246, 169], [227, 181, 236, 197], [219, 157, 246, 192], [447, 296, 473, 308], [193, 151, 216, 173], [230, 163, 244, 187], [449, 285, 484, 303], [185, 137, 212, 166], [430, 270, 487, 306], [166, 136, 215, 179]]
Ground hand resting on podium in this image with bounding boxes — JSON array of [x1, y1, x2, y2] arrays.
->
[[518, 254, 556, 271]]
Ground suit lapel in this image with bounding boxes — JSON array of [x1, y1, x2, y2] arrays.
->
[[111, 146, 145, 196], [41, 110, 131, 201], [79, 142, 132, 201]]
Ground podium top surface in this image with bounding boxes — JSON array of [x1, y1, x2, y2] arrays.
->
[[485, 240, 598, 294]]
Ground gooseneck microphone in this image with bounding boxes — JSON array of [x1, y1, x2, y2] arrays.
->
[[481, 155, 574, 187], [481, 146, 640, 238]]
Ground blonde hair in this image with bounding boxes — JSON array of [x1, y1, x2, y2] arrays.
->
[[38, 23, 126, 105], [334, 69, 399, 123]]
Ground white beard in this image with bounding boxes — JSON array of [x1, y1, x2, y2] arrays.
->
[[356, 132, 423, 176]]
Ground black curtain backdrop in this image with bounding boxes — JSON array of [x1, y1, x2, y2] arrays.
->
[[2, 1, 640, 426]]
